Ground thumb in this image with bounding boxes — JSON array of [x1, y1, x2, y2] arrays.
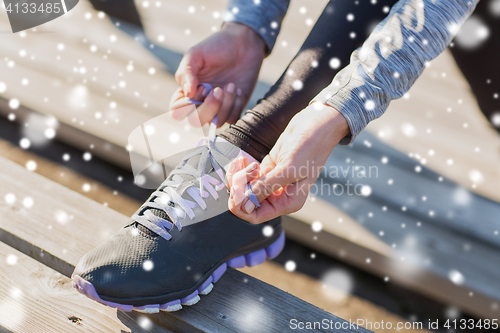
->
[[250, 165, 298, 205], [175, 54, 199, 99]]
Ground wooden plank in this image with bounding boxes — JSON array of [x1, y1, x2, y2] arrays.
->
[[238, 262, 428, 333], [0, 137, 424, 333], [0, 241, 172, 332], [0, 155, 366, 333]]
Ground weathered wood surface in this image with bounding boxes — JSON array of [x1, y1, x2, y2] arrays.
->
[[1, 0, 499, 323], [0, 155, 368, 333], [0, 137, 424, 333], [0, 241, 173, 332]]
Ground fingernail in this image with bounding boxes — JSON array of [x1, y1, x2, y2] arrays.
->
[[226, 83, 235, 94], [183, 83, 189, 96], [245, 162, 257, 173], [243, 200, 255, 214], [236, 88, 242, 97], [230, 189, 234, 199], [214, 87, 223, 100]]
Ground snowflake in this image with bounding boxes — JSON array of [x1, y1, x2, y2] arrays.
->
[[138, 317, 153, 330], [292, 80, 303, 91], [26, 160, 37, 171], [455, 16, 489, 49], [143, 260, 154, 271], [329, 57, 341, 69], [9, 98, 19, 109], [285, 260, 296, 272], [23, 197, 34, 209], [448, 269, 464, 285], [364, 100, 375, 111], [360, 185, 372, 196], [19, 138, 30, 149], [311, 221, 322, 232]]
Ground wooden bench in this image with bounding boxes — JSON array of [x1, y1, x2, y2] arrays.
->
[[1, 0, 500, 323], [0, 154, 367, 332]]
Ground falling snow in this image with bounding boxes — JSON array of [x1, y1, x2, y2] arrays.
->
[[262, 225, 274, 237], [455, 16, 490, 49], [448, 269, 465, 285], [26, 160, 37, 171], [329, 58, 341, 69], [292, 80, 303, 91], [285, 260, 296, 272], [22, 197, 34, 209], [143, 260, 154, 271]]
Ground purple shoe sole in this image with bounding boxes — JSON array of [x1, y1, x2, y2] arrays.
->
[[72, 231, 285, 313]]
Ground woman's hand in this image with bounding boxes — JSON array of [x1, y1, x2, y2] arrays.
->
[[170, 22, 266, 128], [227, 103, 349, 224]]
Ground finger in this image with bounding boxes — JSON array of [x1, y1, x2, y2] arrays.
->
[[187, 84, 209, 105], [175, 53, 199, 98], [216, 83, 236, 127], [227, 157, 247, 207], [189, 87, 224, 127], [226, 156, 246, 189], [170, 85, 207, 120], [239, 165, 299, 215], [258, 154, 278, 177], [229, 178, 310, 224], [231, 161, 260, 206], [227, 89, 245, 124], [169, 87, 186, 110]]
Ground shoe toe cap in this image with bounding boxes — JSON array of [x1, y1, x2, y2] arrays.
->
[[72, 225, 203, 299], [72, 226, 160, 298]]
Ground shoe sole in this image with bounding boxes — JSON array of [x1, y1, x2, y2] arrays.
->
[[72, 231, 285, 313]]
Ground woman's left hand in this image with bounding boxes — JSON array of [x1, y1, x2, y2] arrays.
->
[[227, 103, 349, 224]]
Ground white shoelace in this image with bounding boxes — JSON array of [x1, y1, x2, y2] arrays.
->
[[132, 118, 227, 241]]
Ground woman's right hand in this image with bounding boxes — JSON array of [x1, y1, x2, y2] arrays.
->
[[169, 22, 266, 128]]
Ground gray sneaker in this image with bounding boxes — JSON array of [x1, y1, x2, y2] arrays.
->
[[72, 130, 284, 313]]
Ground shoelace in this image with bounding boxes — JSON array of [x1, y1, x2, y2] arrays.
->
[[132, 117, 227, 241]]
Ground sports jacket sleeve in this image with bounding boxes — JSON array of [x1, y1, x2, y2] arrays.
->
[[223, 0, 290, 54], [311, 0, 479, 145]]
